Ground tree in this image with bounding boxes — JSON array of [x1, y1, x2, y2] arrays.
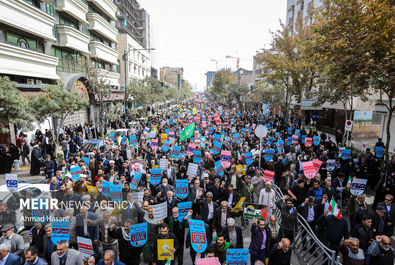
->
[[207, 69, 237, 102], [251, 80, 285, 108], [29, 85, 89, 129], [0, 77, 33, 133], [309, 0, 394, 156], [106, 102, 124, 123]]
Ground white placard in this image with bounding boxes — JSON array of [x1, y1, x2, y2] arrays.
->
[[152, 202, 168, 221], [132, 191, 144, 205], [6, 174, 18, 192], [187, 163, 199, 177], [160, 159, 169, 171], [326, 159, 336, 171], [126, 149, 132, 160]]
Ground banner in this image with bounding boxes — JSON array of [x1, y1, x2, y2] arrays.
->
[[162, 140, 171, 153], [86, 185, 99, 196], [263, 170, 275, 182], [212, 141, 222, 155], [243, 203, 267, 221], [77, 236, 94, 261], [161, 134, 168, 143], [264, 149, 275, 162], [303, 161, 315, 179], [151, 139, 159, 150], [150, 168, 162, 185], [213, 133, 221, 143], [189, 219, 207, 253], [129, 135, 138, 146], [131, 172, 142, 190], [236, 165, 246, 175], [313, 136, 320, 146], [350, 178, 368, 196], [342, 149, 351, 160], [179, 123, 196, 142], [313, 159, 322, 174], [32, 209, 47, 223], [110, 184, 122, 203], [187, 144, 196, 156], [193, 150, 202, 164], [157, 239, 174, 261], [231, 197, 246, 213], [160, 159, 169, 171], [70, 165, 81, 182], [326, 159, 336, 171], [153, 202, 168, 221], [375, 146, 384, 158], [215, 160, 224, 176], [286, 137, 292, 146], [305, 137, 312, 147], [130, 222, 147, 247], [178, 201, 192, 222], [52, 220, 70, 245], [245, 152, 253, 165], [197, 257, 220, 265], [82, 157, 90, 167], [101, 181, 112, 197], [5, 174, 18, 192], [171, 145, 181, 159], [292, 134, 298, 144], [288, 127, 293, 135], [187, 163, 199, 177], [176, 179, 189, 199], [220, 150, 231, 168], [226, 249, 249, 265]]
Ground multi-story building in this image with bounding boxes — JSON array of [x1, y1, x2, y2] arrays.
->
[[233, 68, 253, 87], [205, 71, 216, 88], [0, 0, 122, 139], [160, 67, 183, 89], [286, 0, 323, 33]]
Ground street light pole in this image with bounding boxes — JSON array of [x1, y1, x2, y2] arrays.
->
[[123, 47, 155, 124]]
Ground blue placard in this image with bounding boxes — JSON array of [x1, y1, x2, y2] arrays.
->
[[375, 146, 384, 158], [215, 160, 224, 176], [102, 181, 111, 197], [131, 172, 142, 190], [171, 145, 181, 159], [178, 201, 192, 222], [265, 149, 275, 162], [288, 127, 293, 135], [313, 136, 320, 146], [233, 133, 241, 144], [110, 184, 122, 203], [265, 123, 271, 130], [165, 128, 170, 134], [52, 220, 70, 245], [193, 150, 202, 164], [226, 249, 249, 265], [268, 137, 274, 145], [5, 174, 18, 192], [286, 137, 292, 146], [201, 137, 206, 149], [176, 179, 189, 199], [82, 156, 90, 167], [342, 149, 351, 160], [213, 133, 221, 143], [212, 141, 222, 155], [245, 152, 253, 165], [108, 132, 115, 139], [70, 166, 81, 182], [209, 127, 214, 135], [150, 168, 162, 185], [189, 219, 207, 253], [276, 140, 284, 149], [129, 135, 138, 146], [130, 222, 147, 247], [302, 135, 307, 144], [162, 140, 171, 153], [275, 132, 280, 139]]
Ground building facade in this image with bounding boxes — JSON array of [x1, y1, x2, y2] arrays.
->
[[205, 71, 216, 88], [160, 67, 183, 89]]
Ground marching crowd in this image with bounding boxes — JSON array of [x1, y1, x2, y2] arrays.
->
[[0, 100, 395, 265]]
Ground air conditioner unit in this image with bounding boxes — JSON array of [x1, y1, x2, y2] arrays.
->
[[35, 80, 42, 85], [27, 79, 34, 85]]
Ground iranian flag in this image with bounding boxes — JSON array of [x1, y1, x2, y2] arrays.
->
[[328, 197, 341, 219], [63, 169, 71, 179]]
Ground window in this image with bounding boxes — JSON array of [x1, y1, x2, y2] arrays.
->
[[52, 46, 86, 73], [81, 24, 88, 34], [7, 32, 37, 50], [46, 2, 54, 16], [59, 16, 77, 29], [24, 0, 40, 8]]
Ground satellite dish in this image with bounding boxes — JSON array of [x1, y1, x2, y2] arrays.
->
[[255, 125, 268, 138]]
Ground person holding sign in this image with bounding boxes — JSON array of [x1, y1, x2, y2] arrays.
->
[[249, 218, 270, 265], [153, 223, 178, 265]]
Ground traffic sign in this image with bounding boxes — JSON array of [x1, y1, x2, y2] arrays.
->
[[345, 120, 353, 132]]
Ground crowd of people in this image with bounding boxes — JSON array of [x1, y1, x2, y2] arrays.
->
[[0, 100, 394, 265]]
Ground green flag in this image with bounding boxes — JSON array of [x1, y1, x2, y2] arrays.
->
[[179, 122, 195, 142]]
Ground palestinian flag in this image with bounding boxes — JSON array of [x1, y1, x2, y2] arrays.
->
[[328, 197, 341, 219], [63, 169, 71, 179], [260, 206, 269, 221]]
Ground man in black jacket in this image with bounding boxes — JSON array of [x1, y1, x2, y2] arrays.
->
[[153, 223, 178, 265], [197, 192, 218, 234], [276, 196, 298, 243], [222, 217, 243, 249], [268, 238, 292, 265], [351, 215, 374, 252]]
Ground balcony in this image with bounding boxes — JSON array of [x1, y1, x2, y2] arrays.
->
[[0, 42, 59, 80], [55, 0, 88, 24], [97, 69, 120, 86], [87, 13, 118, 43], [57, 25, 90, 54], [87, 0, 117, 21], [89, 41, 118, 65], [0, 0, 55, 41]]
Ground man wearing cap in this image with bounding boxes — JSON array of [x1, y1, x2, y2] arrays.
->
[[373, 206, 388, 236], [0, 224, 24, 257], [222, 218, 243, 249], [0, 243, 20, 265]]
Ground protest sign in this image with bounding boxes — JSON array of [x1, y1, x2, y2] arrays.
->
[[52, 220, 70, 245], [305, 137, 312, 147], [236, 165, 246, 175], [220, 150, 231, 168], [231, 197, 246, 213], [150, 168, 162, 185], [153, 202, 168, 221], [187, 144, 196, 156], [189, 219, 207, 253], [215, 160, 224, 176], [264, 149, 275, 162], [131, 172, 142, 190], [313, 159, 323, 174], [193, 150, 202, 164], [233, 133, 241, 144], [292, 134, 298, 144], [32, 209, 47, 223], [375, 146, 384, 158], [245, 152, 253, 165], [226, 249, 249, 265], [157, 239, 174, 261], [197, 257, 220, 265], [101, 181, 111, 197], [313, 136, 320, 146], [70, 165, 81, 182], [151, 139, 159, 150], [178, 201, 192, 222], [129, 135, 138, 146], [326, 159, 336, 171], [82, 156, 90, 167], [288, 127, 293, 135], [243, 203, 267, 221], [5, 174, 18, 192], [176, 179, 189, 199], [212, 141, 222, 155], [130, 222, 147, 247], [350, 178, 368, 196], [86, 185, 99, 196], [161, 134, 168, 143], [263, 170, 275, 182], [162, 140, 171, 153], [160, 159, 169, 171], [286, 136, 292, 146], [213, 133, 221, 142], [77, 236, 94, 261], [303, 161, 315, 179], [126, 149, 132, 160], [110, 184, 122, 203], [132, 191, 144, 205], [187, 163, 199, 177], [342, 149, 351, 160], [171, 145, 181, 159]]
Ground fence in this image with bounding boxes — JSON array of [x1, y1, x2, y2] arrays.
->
[[272, 185, 342, 265]]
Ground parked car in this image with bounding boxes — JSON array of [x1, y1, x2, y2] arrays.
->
[[84, 139, 104, 152]]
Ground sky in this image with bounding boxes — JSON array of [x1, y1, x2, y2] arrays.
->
[[139, 0, 287, 91]]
